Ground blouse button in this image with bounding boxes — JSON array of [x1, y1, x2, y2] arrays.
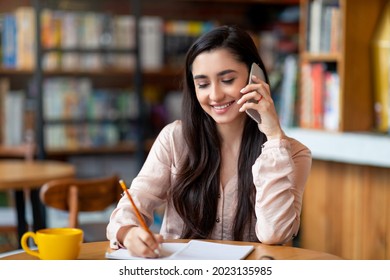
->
[[217, 193, 221, 198], [216, 217, 220, 223]]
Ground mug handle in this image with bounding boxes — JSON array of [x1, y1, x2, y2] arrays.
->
[[21, 232, 40, 258]]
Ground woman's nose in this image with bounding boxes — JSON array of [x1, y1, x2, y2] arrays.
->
[[209, 84, 224, 101]]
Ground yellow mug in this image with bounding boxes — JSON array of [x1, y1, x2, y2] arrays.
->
[[21, 228, 83, 260]]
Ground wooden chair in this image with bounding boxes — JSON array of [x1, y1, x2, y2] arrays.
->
[[39, 174, 122, 242]]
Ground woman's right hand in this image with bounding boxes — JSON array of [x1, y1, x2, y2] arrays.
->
[[122, 226, 163, 258]]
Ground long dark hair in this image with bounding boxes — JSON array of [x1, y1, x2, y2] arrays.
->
[[169, 25, 268, 240]]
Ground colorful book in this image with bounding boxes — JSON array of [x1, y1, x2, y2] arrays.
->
[[112, 15, 135, 69], [279, 55, 298, 127], [311, 62, 325, 129], [61, 11, 81, 70], [323, 71, 340, 131], [4, 90, 25, 146], [140, 16, 164, 70], [299, 62, 313, 128], [41, 9, 62, 70], [308, 0, 323, 53], [2, 13, 17, 68], [15, 6, 36, 70], [329, 5, 341, 53]]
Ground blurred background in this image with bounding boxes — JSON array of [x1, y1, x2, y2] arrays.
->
[[0, 0, 389, 260]]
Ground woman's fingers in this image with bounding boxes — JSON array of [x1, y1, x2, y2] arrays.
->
[[237, 78, 284, 138], [238, 86, 270, 112], [123, 227, 163, 258], [238, 79, 270, 104]]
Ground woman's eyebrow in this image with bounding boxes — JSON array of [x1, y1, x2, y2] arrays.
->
[[193, 69, 237, 80], [218, 69, 237, 76], [193, 74, 207, 80]]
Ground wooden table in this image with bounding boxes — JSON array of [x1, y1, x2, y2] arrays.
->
[[0, 160, 75, 190], [0, 240, 343, 260], [0, 160, 75, 243]]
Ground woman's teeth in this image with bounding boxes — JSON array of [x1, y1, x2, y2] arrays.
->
[[213, 102, 233, 110]]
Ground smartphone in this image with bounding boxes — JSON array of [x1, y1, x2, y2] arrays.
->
[[245, 63, 265, 124]]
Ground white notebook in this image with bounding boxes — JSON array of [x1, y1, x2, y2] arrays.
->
[[105, 240, 254, 260]]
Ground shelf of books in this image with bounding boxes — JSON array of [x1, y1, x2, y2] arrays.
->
[[1, 0, 301, 158], [0, 4, 141, 157], [299, 0, 389, 134], [298, 0, 342, 132]]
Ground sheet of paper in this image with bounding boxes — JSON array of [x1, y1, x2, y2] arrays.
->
[[105, 240, 254, 260], [106, 242, 187, 260]]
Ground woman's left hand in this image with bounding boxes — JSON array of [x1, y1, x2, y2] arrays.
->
[[237, 75, 284, 140]]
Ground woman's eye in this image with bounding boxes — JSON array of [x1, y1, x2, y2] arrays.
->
[[222, 78, 234, 84], [197, 83, 209, 89]]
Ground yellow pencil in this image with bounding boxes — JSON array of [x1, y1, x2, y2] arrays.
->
[[118, 179, 156, 242]]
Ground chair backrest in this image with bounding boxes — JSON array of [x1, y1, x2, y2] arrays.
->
[[39, 174, 122, 228]]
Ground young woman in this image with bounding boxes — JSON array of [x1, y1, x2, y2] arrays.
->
[[107, 25, 312, 258]]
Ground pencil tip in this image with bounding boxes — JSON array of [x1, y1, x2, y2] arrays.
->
[[154, 248, 160, 257]]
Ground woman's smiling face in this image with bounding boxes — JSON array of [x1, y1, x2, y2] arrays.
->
[[192, 48, 249, 125]]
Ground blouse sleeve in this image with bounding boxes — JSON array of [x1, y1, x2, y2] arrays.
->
[[106, 121, 181, 249], [253, 137, 312, 244]]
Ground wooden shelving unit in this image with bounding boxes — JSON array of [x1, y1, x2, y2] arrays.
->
[[1, 0, 299, 159], [299, 0, 388, 132], [0, 0, 146, 166], [298, 0, 390, 260]]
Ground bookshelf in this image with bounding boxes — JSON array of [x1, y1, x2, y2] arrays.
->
[[298, 0, 390, 260], [299, 0, 388, 132], [0, 0, 146, 163], [0, 0, 300, 160], [39, 0, 144, 164]]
